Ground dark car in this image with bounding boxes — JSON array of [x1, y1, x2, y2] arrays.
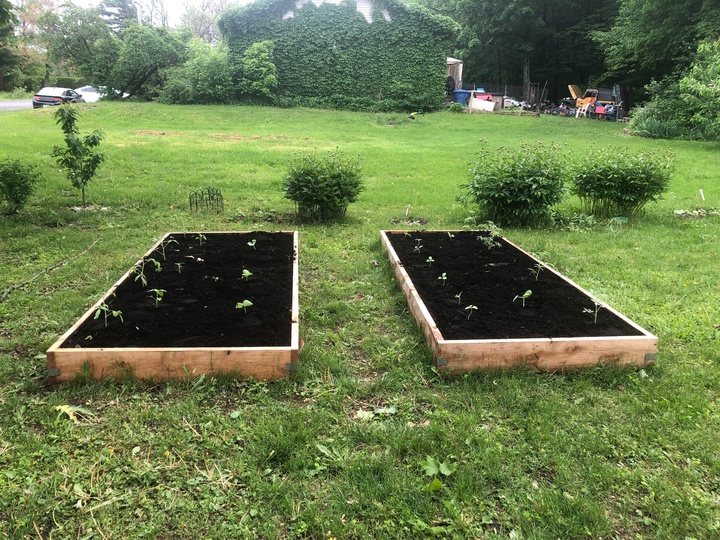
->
[[32, 87, 85, 109]]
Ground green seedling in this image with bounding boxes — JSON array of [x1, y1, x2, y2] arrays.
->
[[195, 233, 206, 246], [242, 269, 253, 281], [247, 239, 257, 250], [529, 263, 543, 281], [447, 232, 455, 238], [147, 257, 162, 273], [175, 262, 184, 273], [438, 272, 447, 286], [157, 238, 178, 260], [513, 289, 532, 307], [455, 291, 462, 305], [413, 239, 423, 253], [148, 288, 166, 308], [133, 261, 148, 286], [583, 301, 602, 324], [236, 299, 253, 313], [465, 304, 478, 320], [94, 301, 123, 327], [426, 256, 434, 268]]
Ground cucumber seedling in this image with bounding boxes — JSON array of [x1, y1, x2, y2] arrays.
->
[[236, 299, 253, 313], [426, 256, 434, 268], [247, 239, 257, 250], [242, 269, 253, 281], [465, 304, 478, 320], [437, 272, 447, 286], [513, 289, 532, 307]]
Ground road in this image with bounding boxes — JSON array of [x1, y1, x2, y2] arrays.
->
[[0, 100, 32, 111]]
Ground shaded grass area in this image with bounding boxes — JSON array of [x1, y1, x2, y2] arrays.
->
[[1, 103, 719, 538]]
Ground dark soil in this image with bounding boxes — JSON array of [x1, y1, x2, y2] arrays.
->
[[64, 232, 294, 348], [386, 231, 643, 340]]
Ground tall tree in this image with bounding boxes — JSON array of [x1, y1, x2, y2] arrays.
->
[[594, 0, 720, 98], [42, 5, 120, 84], [99, 0, 139, 35], [0, 0, 14, 27], [0, 23, 20, 90], [181, 0, 237, 43], [107, 23, 185, 97], [414, 0, 617, 102]]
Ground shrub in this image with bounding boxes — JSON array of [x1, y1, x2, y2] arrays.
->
[[570, 148, 673, 218], [463, 142, 567, 227], [0, 159, 40, 215], [283, 150, 363, 222], [449, 103, 465, 113]]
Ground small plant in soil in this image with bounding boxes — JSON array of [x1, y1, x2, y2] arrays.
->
[[147, 257, 162, 273], [148, 288, 166, 308], [455, 291, 462, 305], [195, 233, 206, 246], [583, 301, 602, 324], [426, 256, 434, 268], [94, 299, 123, 327], [529, 263, 544, 281], [157, 238, 178, 261], [247, 239, 257, 250], [236, 299, 253, 313], [465, 304, 478, 320], [447, 232, 455, 238], [513, 289, 532, 307], [438, 272, 447, 286], [242, 269, 253, 281], [175, 262, 184, 273], [414, 239, 423, 253]]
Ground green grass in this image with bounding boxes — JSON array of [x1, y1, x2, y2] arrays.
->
[[1, 103, 719, 538]]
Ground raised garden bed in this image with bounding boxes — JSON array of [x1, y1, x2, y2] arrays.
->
[[381, 230, 657, 373], [47, 231, 300, 382]]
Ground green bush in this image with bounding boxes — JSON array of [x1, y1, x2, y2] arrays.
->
[[0, 159, 40, 215], [283, 150, 363, 222], [570, 148, 673, 218], [463, 142, 566, 227], [449, 102, 465, 113]]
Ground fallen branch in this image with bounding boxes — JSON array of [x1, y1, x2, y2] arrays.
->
[[0, 236, 103, 303]]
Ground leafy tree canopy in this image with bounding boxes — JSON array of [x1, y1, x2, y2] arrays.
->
[[594, 0, 720, 98]]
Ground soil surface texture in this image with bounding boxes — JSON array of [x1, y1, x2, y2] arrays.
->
[[386, 231, 643, 340], [65, 232, 294, 348]]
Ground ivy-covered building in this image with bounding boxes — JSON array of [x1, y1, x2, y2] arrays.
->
[[218, 0, 458, 111]]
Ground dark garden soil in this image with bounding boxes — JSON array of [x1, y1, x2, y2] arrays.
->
[[65, 232, 294, 348], [386, 231, 643, 340]]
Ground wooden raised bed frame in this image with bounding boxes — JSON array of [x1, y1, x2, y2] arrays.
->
[[46, 231, 300, 383], [381, 230, 657, 373]]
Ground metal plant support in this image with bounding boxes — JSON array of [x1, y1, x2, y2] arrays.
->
[[189, 187, 224, 214]]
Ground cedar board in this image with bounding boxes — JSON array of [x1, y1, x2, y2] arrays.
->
[[47, 231, 300, 382], [381, 230, 657, 373]]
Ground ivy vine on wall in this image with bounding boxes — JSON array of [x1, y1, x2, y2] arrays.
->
[[218, 0, 458, 112]]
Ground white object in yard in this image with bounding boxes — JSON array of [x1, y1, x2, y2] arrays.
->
[[469, 95, 496, 112]]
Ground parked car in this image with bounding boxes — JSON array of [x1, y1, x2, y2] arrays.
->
[[32, 87, 85, 108], [75, 85, 101, 103]]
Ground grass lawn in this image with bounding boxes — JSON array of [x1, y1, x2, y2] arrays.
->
[[1, 103, 719, 539]]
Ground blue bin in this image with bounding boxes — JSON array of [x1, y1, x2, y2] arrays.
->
[[453, 90, 470, 104]]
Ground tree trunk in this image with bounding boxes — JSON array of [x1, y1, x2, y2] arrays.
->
[[523, 56, 530, 104]]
